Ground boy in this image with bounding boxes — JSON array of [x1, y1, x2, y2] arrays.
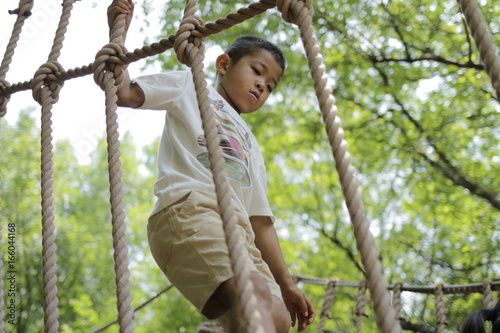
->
[[108, 1, 315, 332]]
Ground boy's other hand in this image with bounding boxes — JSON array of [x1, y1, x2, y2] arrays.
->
[[107, 0, 134, 33], [282, 285, 316, 331]]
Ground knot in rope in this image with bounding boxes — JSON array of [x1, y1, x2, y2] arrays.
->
[[277, 0, 313, 25], [31, 61, 65, 105], [93, 43, 128, 89], [0, 79, 11, 117], [174, 15, 205, 67], [8, 0, 34, 17]]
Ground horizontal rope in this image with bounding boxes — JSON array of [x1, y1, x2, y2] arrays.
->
[[0, 0, 276, 98], [294, 275, 500, 295]]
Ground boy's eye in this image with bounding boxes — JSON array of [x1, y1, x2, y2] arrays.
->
[[267, 85, 273, 93], [252, 67, 261, 75]]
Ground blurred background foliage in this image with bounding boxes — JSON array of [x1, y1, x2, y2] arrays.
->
[[2, 0, 499, 331]]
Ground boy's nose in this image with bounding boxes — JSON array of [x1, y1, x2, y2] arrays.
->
[[255, 81, 264, 92]]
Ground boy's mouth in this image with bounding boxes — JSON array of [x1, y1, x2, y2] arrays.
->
[[250, 91, 259, 102]]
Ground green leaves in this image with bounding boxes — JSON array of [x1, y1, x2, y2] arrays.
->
[[3, 0, 500, 331]]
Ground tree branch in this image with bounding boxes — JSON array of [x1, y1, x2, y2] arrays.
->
[[415, 150, 500, 210], [400, 318, 436, 333], [318, 227, 365, 274], [368, 54, 483, 70]]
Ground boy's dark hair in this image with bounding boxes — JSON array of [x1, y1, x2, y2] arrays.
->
[[460, 299, 500, 333], [225, 35, 286, 73]]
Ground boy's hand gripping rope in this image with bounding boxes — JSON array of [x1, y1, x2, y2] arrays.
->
[[92, 11, 134, 333]]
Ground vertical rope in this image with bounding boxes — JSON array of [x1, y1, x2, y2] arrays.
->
[[392, 282, 403, 321], [0, 0, 34, 117], [457, 0, 500, 101], [173, 1, 264, 332], [434, 282, 447, 333], [92, 10, 134, 333], [277, 0, 401, 332], [482, 278, 494, 309], [38, 83, 59, 333], [30, 1, 78, 331], [317, 279, 338, 333], [355, 280, 367, 333]]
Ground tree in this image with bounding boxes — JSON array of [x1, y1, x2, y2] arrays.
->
[[2, 0, 499, 331], [1, 110, 201, 332], [142, 0, 500, 331], [2, 108, 44, 332]]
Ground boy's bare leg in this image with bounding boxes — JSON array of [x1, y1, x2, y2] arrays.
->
[[202, 272, 291, 333]]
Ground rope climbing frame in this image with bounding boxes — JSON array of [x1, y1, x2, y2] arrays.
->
[[0, 0, 499, 332]]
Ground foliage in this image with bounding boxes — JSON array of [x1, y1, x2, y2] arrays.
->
[[1, 111, 200, 332], [2, 0, 500, 332]]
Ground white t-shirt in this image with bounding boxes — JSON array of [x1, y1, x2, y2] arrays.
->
[[135, 70, 274, 220]]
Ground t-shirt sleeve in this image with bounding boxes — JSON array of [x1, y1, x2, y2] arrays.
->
[[133, 71, 190, 110]]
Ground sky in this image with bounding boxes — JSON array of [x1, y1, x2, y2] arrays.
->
[[0, 0, 220, 164]]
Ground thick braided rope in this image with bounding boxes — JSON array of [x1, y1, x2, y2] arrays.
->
[[482, 278, 494, 309], [392, 282, 403, 320], [174, 1, 264, 332], [434, 282, 447, 333], [317, 279, 338, 333], [355, 280, 367, 333], [38, 84, 60, 333], [457, 0, 500, 101], [92, 13, 134, 333], [0, 0, 34, 116], [31, 1, 79, 331], [277, 0, 401, 332]]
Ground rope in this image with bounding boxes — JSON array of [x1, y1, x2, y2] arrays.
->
[[355, 280, 367, 333], [0, 0, 276, 99], [1, 0, 497, 331], [0, 0, 34, 117], [294, 274, 500, 294], [457, 0, 500, 101], [277, 0, 401, 332], [172, 1, 264, 331], [92, 11, 134, 333], [434, 282, 447, 333], [30, 1, 80, 331], [317, 279, 338, 333], [392, 282, 403, 320]]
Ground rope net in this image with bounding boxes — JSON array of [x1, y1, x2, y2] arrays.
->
[[0, 0, 499, 332]]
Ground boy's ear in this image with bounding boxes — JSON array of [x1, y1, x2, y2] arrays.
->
[[215, 54, 231, 75]]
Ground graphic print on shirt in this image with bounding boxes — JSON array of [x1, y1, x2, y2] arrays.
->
[[197, 99, 252, 187]]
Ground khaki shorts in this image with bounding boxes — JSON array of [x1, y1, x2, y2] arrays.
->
[[147, 190, 282, 313]]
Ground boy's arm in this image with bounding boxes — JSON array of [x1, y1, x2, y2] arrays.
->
[[107, 0, 145, 108], [250, 215, 315, 331]]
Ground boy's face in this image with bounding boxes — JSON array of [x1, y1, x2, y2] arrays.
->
[[215, 50, 283, 114]]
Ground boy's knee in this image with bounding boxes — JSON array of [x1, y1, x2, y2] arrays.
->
[[249, 273, 274, 311], [250, 274, 291, 333]]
